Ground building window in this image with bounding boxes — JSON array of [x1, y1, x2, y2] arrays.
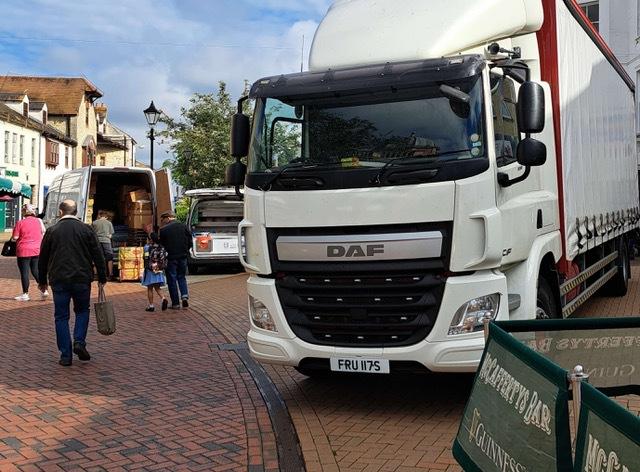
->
[[19, 135, 24, 165], [65, 146, 69, 168], [23, 102, 28, 117], [46, 140, 59, 167], [580, 1, 599, 31], [100, 155, 106, 166], [12, 133, 17, 164], [31, 138, 36, 167], [3, 131, 8, 163], [43, 110, 47, 125]]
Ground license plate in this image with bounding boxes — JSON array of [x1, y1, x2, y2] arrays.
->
[[212, 238, 238, 254], [329, 357, 390, 374]]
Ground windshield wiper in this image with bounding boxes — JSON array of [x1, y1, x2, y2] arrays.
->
[[370, 149, 473, 185], [258, 159, 340, 190], [259, 162, 314, 190]]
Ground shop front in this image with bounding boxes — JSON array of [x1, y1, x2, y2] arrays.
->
[[0, 172, 33, 232]]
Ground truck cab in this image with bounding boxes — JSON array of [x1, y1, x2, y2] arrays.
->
[[227, 0, 639, 376]]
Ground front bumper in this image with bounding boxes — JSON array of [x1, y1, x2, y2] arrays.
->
[[246, 270, 508, 372]]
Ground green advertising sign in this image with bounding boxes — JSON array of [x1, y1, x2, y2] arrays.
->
[[453, 324, 572, 472], [498, 318, 640, 395], [574, 383, 640, 472]]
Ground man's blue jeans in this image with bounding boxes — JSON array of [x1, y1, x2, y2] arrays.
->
[[52, 283, 91, 360], [166, 258, 189, 306]]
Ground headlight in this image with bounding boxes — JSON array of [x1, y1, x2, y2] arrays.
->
[[448, 293, 500, 335], [249, 296, 277, 332]]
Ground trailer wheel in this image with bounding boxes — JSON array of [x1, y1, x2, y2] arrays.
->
[[603, 239, 629, 297], [536, 278, 559, 319]]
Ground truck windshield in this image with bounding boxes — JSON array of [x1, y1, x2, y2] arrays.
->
[[248, 75, 485, 177]]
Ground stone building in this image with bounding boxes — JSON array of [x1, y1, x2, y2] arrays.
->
[[0, 94, 75, 232], [0, 76, 102, 169], [95, 103, 137, 167]]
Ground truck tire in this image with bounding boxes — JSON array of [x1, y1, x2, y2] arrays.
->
[[536, 278, 559, 319], [603, 238, 629, 297], [188, 264, 199, 275]]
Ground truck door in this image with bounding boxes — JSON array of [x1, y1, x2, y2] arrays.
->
[[154, 168, 173, 227], [43, 168, 90, 226], [43, 175, 63, 227], [58, 168, 91, 223]]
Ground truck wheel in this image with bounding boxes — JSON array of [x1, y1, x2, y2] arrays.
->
[[536, 278, 559, 319], [188, 264, 199, 275], [603, 239, 629, 297]]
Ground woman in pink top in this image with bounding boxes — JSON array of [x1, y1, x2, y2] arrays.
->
[[11, 204, 47, 301]]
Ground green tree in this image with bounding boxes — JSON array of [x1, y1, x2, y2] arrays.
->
[[159, 82, 240, 189]]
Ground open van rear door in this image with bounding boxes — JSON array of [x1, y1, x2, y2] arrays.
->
[[154, 168, 173, 227], [45, 167, 90, 226]]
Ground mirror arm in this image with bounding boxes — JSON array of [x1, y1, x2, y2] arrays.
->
[[498, 166, 531, 188], [491, 61, 531, 82], [237, 96, 249, 114]]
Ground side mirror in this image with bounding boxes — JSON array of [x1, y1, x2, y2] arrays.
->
[[517, 82, 545, 134], [225, 159, 247, 186], [516, 137, 546, 167], [230, 113, 250, 158]]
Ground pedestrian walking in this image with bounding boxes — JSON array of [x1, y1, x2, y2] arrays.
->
[[38, 200, 107, 366], [142, 232, 168, 312], [92, 209, 115, 280], [159, 210, 191, 309], [11, 203, 47, 301]]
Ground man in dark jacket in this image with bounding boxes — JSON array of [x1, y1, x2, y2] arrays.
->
[[159, 210, 191, 309], [38, 200, 107, 366]]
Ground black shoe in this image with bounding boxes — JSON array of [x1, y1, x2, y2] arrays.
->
[[182, 298, 189, 308], [145, 306, 155, 312], [59, 357, 72, 366], [73, 342, 91, 361], [169, 305, 181, 310], [161, 299, 168, 311]]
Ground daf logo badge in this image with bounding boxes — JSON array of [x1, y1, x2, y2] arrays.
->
[[327, 244, 385, 258]]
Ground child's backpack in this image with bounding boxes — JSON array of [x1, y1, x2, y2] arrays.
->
[[148, 243, 168, 273]]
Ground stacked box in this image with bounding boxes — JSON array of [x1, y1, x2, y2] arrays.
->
[[127, 199, 153, 229], [129, 189, 150, 202], [118, 247, 144, 281]]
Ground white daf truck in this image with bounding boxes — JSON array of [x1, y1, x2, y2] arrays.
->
[[226, 0, 640, 376]]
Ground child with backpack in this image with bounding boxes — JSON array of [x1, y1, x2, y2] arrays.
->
[[141, 232, 169, 312]]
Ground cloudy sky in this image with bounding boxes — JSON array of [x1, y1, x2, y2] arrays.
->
[[0, 0, 332, 166]]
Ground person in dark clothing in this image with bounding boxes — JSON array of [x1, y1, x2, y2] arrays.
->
[[159, 210, 191, 309], [38, 200, 107, 366]]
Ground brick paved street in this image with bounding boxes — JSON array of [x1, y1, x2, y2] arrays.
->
[[0, 255, 638, 471], [0, 258, 278, 472]]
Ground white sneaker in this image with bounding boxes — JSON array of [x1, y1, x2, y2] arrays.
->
[[41, 290, 49, 300], [14, 294, 30, 301]]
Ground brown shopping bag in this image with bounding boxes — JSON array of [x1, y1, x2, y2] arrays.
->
[[94, 285, 116, 335]]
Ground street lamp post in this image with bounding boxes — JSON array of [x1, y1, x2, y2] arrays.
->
[[143, 101, 161, 170]]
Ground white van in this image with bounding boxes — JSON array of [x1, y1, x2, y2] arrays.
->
[[44, 166, 173, 232], [185, 188, 243, 273]]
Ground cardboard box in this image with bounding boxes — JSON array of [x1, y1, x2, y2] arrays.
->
[[128, 189, 150, 202], [127, 211, 153, 230], [128, 201, 152, 212], [119, 267, 143, 281], [118, 247, 144, 261]]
